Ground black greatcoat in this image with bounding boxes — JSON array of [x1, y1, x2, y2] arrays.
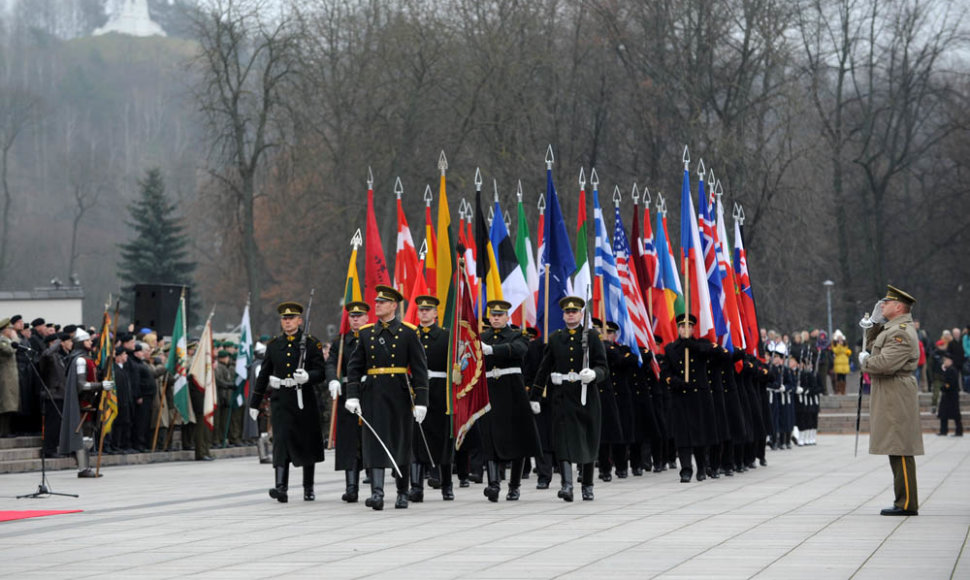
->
[[416, 323, 453, 465], [250, 330, 326, 468], [324, 331, 362, 471], [531, 327, 607, 464], [523, 338, 552, 450], [478, 326, 542, 461], [631, 346, 662, 441], [662, 338, 717, 448], [712, 346, 749, 442], [602, 341, 632, 444], [346, 318, 429, 471], [938, 365, 962, 421]]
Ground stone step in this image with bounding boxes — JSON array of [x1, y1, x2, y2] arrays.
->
[[0, 445, 259, 474], [0, 435, 43, 449], [0, 447, 41, 461]]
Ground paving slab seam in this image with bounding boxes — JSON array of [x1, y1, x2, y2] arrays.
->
[[951, 524, 970, 580]]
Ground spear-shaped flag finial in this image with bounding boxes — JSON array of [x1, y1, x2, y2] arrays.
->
[[698, 158, 706, 178], [545, 144, 555, 169], [493, 178, 499, 203], [438, 151, 448, 176], [579, 167, 586, 189], [715, 179, 724, 200], [708, 168, 716, 188], [367, 167, 374, 189], [474, 167, 483, 192], [643, 186, 652, 207], [351, 228, 363, 249], [423, 184, 433, 207], [418, 238, 428, 260], [612, 184, 622, 207], [682, 145, 690, 170], [394, 176, 404, 200], [516, 180, 523, 203], [631, 182, 640, 204], [538, 191, 546, 214], [658, 193, 667, 217], [590, 167, 599, 189]]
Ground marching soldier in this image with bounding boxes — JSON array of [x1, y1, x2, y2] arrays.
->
[[530, 296, 607, 502], [478, 300, 542, 502], [326, 301, 368, 503], [599, 320, 631, 481], [662, 314, 717, 483], [249, 301, 326, 503], [344, 285, 429, 511], [522, 326, 554, 488], [408, 295, 454, 502]]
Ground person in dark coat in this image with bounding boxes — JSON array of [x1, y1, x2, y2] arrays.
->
[[710, 345, 749, 476], [326, 301, 368, 502], [249, 301, 326, 503], [661, 314, 717, 483], [530, 296, 607, 502], [345, 285, 429, 511], [39, 333, 72, 458], [937, 352, 963, 436], [600, 321, 635, 480], [130, 344, 157, 451], [522, 326, 553, 488], [408, 295, 454, 502], [479, 300, 542, 502]]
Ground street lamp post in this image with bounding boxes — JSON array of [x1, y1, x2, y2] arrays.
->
[[823, 280, 834, 339]]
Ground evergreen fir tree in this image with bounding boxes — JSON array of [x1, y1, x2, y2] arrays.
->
[[118, 168, 195, 313]]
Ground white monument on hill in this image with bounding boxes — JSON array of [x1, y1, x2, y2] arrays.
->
[[94, 0, 166, 37]]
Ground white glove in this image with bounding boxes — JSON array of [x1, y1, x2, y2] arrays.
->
[[796, 386, 804, 395], [414, 405, 427, 424], [249, 408, 259, 421], [870, 300, 888, 325], [858, 351, 870, 367], [345, 398, 361, 414], [579, 368, 596, 384], [481, 343, 493, 355], [269, 376, 281, 388], [328, 379, 342, 399], [293, 368, 309, 385], [102, 380, 115, 391], [530, 401, 541, 415]]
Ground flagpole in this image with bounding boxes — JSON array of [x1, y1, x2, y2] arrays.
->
[[682, 147, 691, 383], [96, 296, 121, 477]]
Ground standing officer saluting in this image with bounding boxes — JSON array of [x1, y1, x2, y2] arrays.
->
[[249, 301, 326, 503], [530, 296, 607, 502], [344, 285, 429, 510], [858, 285, 923, 516]]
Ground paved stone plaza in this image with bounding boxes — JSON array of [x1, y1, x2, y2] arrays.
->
[[1, 433, 967, 579]]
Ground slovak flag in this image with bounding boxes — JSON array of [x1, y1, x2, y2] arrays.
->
[[680, 164, 715, 341]]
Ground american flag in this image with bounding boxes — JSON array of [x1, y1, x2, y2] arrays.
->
[[613, 206, 660, 378]]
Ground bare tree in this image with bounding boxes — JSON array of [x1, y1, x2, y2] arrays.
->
[[0, 85, 38, 280]]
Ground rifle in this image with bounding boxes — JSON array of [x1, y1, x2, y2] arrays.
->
[[581, 285, 591, 406], [295, 289, 315, 410]]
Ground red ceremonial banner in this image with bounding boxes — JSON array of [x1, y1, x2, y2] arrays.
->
[[449, 263, 490, 450]]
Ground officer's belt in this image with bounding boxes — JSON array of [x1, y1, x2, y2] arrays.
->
[[550, 372, 582, 385], [366, 367, 408, 376], [269, 377, 299, 389], [427, 371, 448, 379], [486, 367, 521, 379]]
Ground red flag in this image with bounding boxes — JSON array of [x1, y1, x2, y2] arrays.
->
[[403, 257, 430, 326], [449, 263, 490, 449], [424, 201, 437, 295], [395, 198, 420, 299], [365, 188, 391, 322]]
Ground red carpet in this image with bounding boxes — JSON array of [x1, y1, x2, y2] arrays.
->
[[0, 510, 83, 522]]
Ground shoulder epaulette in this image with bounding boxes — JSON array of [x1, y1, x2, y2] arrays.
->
[[360, 323, 375, 330], [402, 321, 417, 330]]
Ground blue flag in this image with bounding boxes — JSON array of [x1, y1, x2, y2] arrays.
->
[[593, 192, 639, 361], [536, 167, 576, 336]]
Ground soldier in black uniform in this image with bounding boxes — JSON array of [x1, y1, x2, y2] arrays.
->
[[601, 321, 635, 480], [662, 313, 717, 483], [249, 301, 326, 503], [522, 326, 553, 488], [325, 301, 368, 503], [345, 285, 429, 511], [409, 295, 454, 502], [530, 296, 607, 502], [479, 300, 542, 502]]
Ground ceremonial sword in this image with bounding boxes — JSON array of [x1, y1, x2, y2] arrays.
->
[[855, 314, 871, 457], [354, 409, 404, 479], [405, 374, 436, 469]]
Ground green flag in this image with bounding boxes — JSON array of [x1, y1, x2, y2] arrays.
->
[[166, 294, 191, 422]]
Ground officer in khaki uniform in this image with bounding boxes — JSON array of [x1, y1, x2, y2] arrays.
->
[[859, 285, 923, 516]]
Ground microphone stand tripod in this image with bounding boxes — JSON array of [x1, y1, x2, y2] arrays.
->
[[17, 344, 78, 499]]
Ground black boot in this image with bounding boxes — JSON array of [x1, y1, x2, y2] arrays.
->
[[365, 469, 384, 510], [506, 458, 523, 501], [408, 463, 425, 503], [581, 463, 594, 501], [303, 464, 315, 501], [269, 465, 289, 503], [484, 460, 501, 502], [395, 472, 410, 509], [678, 448, 693, 483], [557, 461, 574, 502], [440, 463, 455, 500], [342, 470, 360, 503]]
